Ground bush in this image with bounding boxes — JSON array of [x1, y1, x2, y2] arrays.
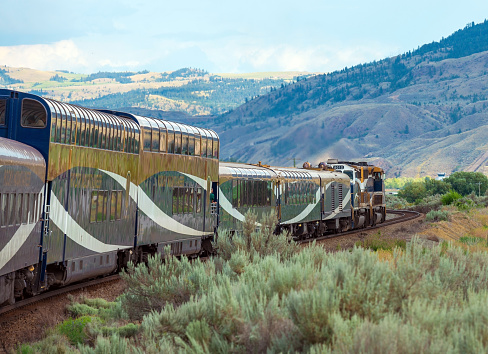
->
[[425, 210, 451, 222], [441, 190, 462, 205], [214, 210, 299, 261], [411, 194, 442, 213], [459, 236, 487, 246], [355, 232, 406, 251], [386, 194, 408, 209], [58, 316, 93, 345]]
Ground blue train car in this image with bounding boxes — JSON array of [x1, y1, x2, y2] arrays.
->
[[0, 138, 45, 305], [0, 89, 219, 304]]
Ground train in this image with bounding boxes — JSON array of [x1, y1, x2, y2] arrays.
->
[[0, 89, 385, 307]]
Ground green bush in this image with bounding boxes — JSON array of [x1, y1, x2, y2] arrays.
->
[[441, 190, 462, 205], [355, 232, 406, 251], [58, 316, 93, 345], [459, 236, 487, 246]]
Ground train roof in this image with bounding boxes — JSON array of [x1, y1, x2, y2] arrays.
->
[[219, 162, 350, 182], [0, 137, 46, 178]]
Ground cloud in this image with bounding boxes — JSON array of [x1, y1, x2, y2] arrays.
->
[[0, 40, 87, 72], [0, 40, 145, 73], [201, 39, 392, 73]]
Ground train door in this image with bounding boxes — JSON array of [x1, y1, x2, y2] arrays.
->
[[0, 94, 13, 138], [211, 181, 219, 228]]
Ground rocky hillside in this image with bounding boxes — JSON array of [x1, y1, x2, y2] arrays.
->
[[210, 20, 488, 177]]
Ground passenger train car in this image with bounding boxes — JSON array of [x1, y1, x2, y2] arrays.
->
[[0, 89, 219, 305], [0, 89, 387, 307], [218, 162, 352, 238]]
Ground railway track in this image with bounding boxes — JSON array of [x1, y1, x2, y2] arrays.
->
[[300, 209, 421, 244], [1, 210, 420, 316], [0, 274, 120, 316]]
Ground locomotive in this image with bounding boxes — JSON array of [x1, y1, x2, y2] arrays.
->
[[0, 90, 385, 307]]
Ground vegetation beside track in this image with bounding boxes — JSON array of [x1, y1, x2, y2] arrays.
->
[[16, 209, 488, 353]]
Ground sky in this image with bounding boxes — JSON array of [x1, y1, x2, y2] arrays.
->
[[1, 0, 487, 75]]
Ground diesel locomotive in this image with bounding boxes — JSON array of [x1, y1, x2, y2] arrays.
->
[[0, 89, 385, 307]]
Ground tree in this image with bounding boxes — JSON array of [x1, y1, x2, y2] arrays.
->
[[424, 177, 451, 195], [444, 172, 488, 196], [398, 182, 427, 203]]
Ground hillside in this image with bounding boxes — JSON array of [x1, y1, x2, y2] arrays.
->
[[211, 20, 488, 177], [0, 67, 309, 115]]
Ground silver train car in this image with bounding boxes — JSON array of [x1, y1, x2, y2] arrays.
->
[[217, 162, 352, 238]]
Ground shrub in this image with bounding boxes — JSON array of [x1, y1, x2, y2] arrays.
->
[[411, 194, 443, 213], [459, 236, 487, 246], [355, 232, 406, 251], [58, 316, 93, 345], [386, 194, 408, 209], [214, 210, 299, 261], [425, 209, 451, 222], [441, 190, 462, 205]]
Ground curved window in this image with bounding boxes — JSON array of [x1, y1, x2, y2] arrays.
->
[[154, 119, 167, 153], [0, 99, 6, 126], [188, 126, 196, 156], [166, 121, 175, 154], [150, 120, 160, 152], [194, 128, 202, 156], [21, 99, 47, 128]]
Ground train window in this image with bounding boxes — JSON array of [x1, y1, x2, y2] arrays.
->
[[0, 99, 6, 126], [95, 117, 102, 148], [97, 191, 107, 222], [65, 107, 73, 144], [201, 136, 207, 157], [167, 127, 175, 154], [79, 115, 86, 146], [110, 191, 117, 222], [196, 188, 202, 213], [143, 126, 151, 151], [90, 191, 98, 223], [50, 102, 62, 143], [107, 116, 115, 151], [172, 188, 178, 215], [22, 194, 28, 224], [213, 138, 219, 159], [49, 105, 58, 143], [114, 120, 121, 151], [194, 129, 201, 157], [182, 132, 188, 155], [89, 112, 97, 148], [101, 119, 107, 150], [159, 127, 167, 153], [188, 132, 195, 156], [70, 110, 78, 145], [152, 127, 159, 152], [28, 193, 34, 223], [207, 137, 212, 159], [0, 194, 5, 226], [21, 99, 47, 128], [132, 123, 141, 154], [15, 193, 21, 225], [175, 131, 182, 155], [116, 191, 122, 219]]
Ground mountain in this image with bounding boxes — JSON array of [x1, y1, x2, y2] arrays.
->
[[1, 66, 312, 116], [210, 20, 488, 177]]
